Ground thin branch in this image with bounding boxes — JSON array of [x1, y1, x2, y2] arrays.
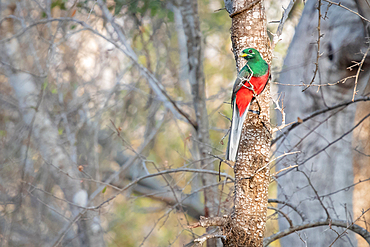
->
[[97, 1, 199, 129], [302, 0, 322, 92], [292, 112, 370, 171], [95, 168, 234, 210], [138, 167, 185, 247], [323, 0, 370, 23], [272, 96, 370, 145], [52, 211, 84, 247], [272, 0, 297, 48], [194, 232, 225, 245], [188, 216, 228, 228], [263, 219, 370, 246], [268, 206, 293, 228], [318, 177, 370, 199], [26, 190, 70, 222], [229, 0, 261, 18], [272, 95, 295, 133], [46, 160, 122, 191], [269, 151, 300, 165], [329, 207, 370, 246], [268, 199, 307, 222], [274, 107, 343, 167], [275, 75, 356, 89], [300, 170, 331, 220], [272, 165, 298, 176], [254, 152, 299, 176], [352, 44, 370, 101], [0, 16, 198, 129]]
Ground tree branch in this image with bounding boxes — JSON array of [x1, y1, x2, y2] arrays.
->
[[273, 96, 370, 145], [263, 219, 370, 246]]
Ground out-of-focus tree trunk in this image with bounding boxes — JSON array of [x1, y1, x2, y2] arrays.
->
[[353, 81, 370, 247], [0, 2, 105, 246], [177, 0, 220, 245], [8, 72, 104, 247], [352, 3, 370, 247], [276, 0, 370, 246]]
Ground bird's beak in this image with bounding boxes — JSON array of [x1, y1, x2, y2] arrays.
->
[[239, 53, 248, 58]]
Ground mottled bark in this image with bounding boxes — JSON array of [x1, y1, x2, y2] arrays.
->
[[276, 0, 370, 246]]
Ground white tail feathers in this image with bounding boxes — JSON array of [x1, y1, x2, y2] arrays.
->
[[226, 100, 250, 162]]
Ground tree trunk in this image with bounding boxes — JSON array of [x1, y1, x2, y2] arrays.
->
[[8, 73, 104, 247], [189, 0, 271, 246], [351, 2, 370, 246], [276, 0, 370, 246], [0, 2, 105, 245], [222, 1, 271, 246]]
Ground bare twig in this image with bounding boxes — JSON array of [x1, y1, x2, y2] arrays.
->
[[328, 207, 370, 246], [263, 218, 370, 246], [268, 206, 293, 228], [294, 112, 370, 170], [188, 215, 228, 228], [52, 211, 84, 247], [268, 199, 307, 222], [275, 75, 356, 89], [272, 0, 297, 48], [139, 163, 195, 246], [300, 170, 331, 220], [194, 232, 225, 245], [302, 0, 322, 92], [352, 45, 370, 101], [272, 165, 298, 176], [269, 151, 300, 164], [323, 0, 370, 23], [272, 95, 296, 132], [255, 152, 299, 176], [95, 168, 234, 210], [273, 96, 370, 145], [26, 190, 70, 222], [273, 107, 344, 167], [0, 16, 198, 129], [229, 0, 261, 18], [318, 177, 370, 199]]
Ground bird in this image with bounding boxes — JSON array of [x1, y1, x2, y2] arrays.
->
[[226, 48, 270, 162]]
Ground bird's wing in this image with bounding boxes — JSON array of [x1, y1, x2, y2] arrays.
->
[[231, 77, 245, 104], [231, 66, 253, 103]]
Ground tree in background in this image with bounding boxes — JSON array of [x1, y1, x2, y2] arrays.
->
[[0, 0, 370, 246], [0, 0, 234, 245], [274, 0, 370, 246]]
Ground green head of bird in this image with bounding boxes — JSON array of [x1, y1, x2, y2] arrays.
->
[[239, 48, 262, 61]]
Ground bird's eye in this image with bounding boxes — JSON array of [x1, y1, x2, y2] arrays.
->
[[248, 49, 253, 53]]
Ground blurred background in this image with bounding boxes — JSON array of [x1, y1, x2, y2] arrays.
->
[[1, 0, 369, 246]]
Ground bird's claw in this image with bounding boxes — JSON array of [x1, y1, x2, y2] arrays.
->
[[248, 109, 260, 115]]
